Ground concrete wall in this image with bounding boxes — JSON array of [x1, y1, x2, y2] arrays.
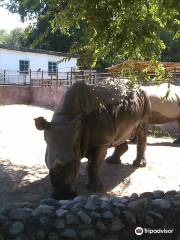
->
[[0, 85, 65, 109], [0, 85, 31, 105], [31, 86, 66, 108]]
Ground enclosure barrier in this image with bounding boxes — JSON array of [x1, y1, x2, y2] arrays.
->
[[0, 69, 180, 86]]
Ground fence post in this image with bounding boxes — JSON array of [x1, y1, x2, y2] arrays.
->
[[70, 67, 73, 85], [3, 70, 5, 84], [56, 68, 58, 86], [29, 69, 32, 85], [41, 70, 44, 86], [90, 69, 92, 84], [173, 67, 176, 84]]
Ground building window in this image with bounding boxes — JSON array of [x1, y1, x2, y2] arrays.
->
[[19, 60, 29, 73], [48, 61, 57, 74]]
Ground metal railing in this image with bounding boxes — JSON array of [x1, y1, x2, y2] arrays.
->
[[0, 69, 180, 86]]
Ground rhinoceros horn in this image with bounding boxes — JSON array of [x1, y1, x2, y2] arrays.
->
[[34, 117, 51, 130]]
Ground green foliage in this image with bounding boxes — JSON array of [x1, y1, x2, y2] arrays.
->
[[148, 129, 172, 139], [1, 0, 180, 69], [0, 28, 25, 47], [160, 31, 180, 62], [22, 15, 74, 52]]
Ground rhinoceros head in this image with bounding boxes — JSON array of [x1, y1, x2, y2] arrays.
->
[[34, 115, 83, 199]]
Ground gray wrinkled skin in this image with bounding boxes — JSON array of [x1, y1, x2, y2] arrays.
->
[[35, 81, 151, 199]]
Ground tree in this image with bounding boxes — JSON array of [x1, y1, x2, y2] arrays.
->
[[160, 31, 180, 62], [3, 0, 180, 67], [22, 15, 74, 52], [0, 28, 25, 47]]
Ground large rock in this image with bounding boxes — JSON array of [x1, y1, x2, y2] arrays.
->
[[9, 221, 24, 235], [151, 199, 171, 209]]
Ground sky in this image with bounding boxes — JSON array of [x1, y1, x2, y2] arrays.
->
[[0, 6, 30, 31]]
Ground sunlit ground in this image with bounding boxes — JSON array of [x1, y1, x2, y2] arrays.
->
[[0, 104, 180, 201]]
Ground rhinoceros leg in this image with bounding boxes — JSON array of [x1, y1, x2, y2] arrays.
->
[[106, 142, 128, 164], [133, 122, 148, 168], [87, 147, 107, 191], [173, 119, 180, 144]]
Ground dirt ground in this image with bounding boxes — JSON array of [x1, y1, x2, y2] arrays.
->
[[0, 105, 180, 207]]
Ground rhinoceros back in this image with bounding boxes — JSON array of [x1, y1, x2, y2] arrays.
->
[[141, 83, 180, 122], [53, 81, 149, 121]]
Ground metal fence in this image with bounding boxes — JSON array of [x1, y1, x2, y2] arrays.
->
[[0, 69, 180, 86], [0, 70, 113, 86]]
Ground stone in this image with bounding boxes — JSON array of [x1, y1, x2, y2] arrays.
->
[[112, 202, 125, 208], [39, 217, 52, 228], [111, 196, 122, 203], [140, 192, 153, 198], [84, 200, 97, 211], [47, 232, 59, 240], [130, 193, 139, 200], [96, 221, 108, 233], [59, 200, 73, 206], [23, 207, 33, 214], [145, 215, 154, 227], [78, 211, 92, 224], [56, 209, 69, 218], [60, 205, 72, 210], [32, 205, 55, 218], [79, 229, 96, 239], [111, 217, 125, 231], [73, 196, 87, 204], [171, 200, 180, 207], [113, 207, 121, 216], [39, 198, 60, 208], [123, 210, 136, 225], [0, 214, 7, 225], [9, 208, 30, 221], [100, 201, 111, 210], [102, 211, 113, 219], [127, 199, 145, 211], [120, 197, 130, 204], [9, 221, 24, 235], [151, 199, 171, 209], [165, 190, 177, 196], [90, 211, 101, 219], [53, 219, 65, 230], [148, 210, 163, 220], [60, 228, 77, 238], [89, 195, 101, 204], [36, 230, 47, 240], [100, 196, 110, 203], [104, 234, 119, 240], [152, 190, 164, 198], [66, 213, 80, 225]]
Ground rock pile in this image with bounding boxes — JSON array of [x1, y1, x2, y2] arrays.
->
[[0, 190, 180, 240]]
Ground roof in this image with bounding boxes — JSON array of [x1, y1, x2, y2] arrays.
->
[[107, 61, 180, 72], [0, 44, 78, 58]]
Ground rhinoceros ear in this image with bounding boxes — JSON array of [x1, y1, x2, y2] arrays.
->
[[34, 117, 51, 130]]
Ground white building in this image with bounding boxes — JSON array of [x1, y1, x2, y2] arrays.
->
[[0, 45, 78, 84]]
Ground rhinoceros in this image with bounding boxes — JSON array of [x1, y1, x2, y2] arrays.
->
[[107, 82, 180, 166], [34, 81, 151, 199], [142, 83, 180, 143]]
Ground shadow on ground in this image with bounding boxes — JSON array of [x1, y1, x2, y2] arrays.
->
[[0, 158, 136, 206], [147, 142, 180, 147]]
